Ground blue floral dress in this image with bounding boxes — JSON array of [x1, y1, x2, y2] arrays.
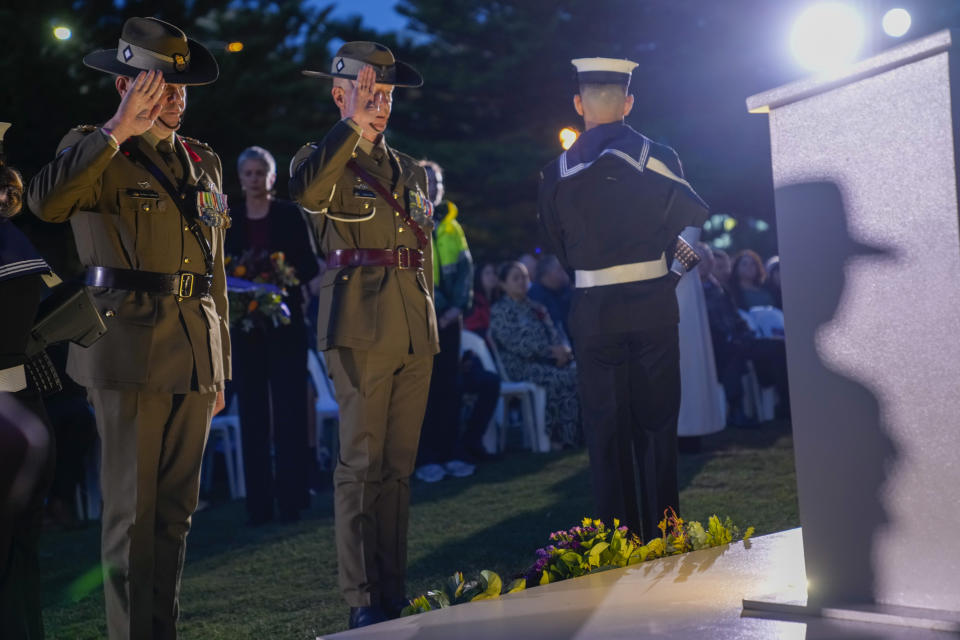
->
[[489, 296, 581, 447]]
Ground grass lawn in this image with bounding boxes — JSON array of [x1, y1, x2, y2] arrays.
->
[[39, 420, 798, 639]]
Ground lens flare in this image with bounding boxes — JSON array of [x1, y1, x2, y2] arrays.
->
[[53, 26, 72, 41], [882, 8, 911, 38], [790, 3, 864, 74], [559, 127, 580, 150]]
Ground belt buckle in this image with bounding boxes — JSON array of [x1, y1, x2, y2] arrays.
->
[[178, 272, 195, 298], [396, 246, 411, 270]]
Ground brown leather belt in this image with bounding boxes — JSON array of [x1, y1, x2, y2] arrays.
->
[[327, 248, 424, 271]]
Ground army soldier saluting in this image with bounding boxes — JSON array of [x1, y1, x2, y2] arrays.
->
[[289, 42, 438, 629], [27, 18, 230, 639], [538, 58, 708, 543]]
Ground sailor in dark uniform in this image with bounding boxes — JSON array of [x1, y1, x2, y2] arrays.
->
[[538, 57, 708, 541]]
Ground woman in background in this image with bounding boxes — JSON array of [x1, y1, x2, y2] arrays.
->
[[226, 146, 319, 524], [489, 261, 580, 449], [464, 262, 498, 337], [728, 250, 776, 311]]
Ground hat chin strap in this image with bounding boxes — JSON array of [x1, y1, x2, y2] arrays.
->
[[157, 115, 183, 131]]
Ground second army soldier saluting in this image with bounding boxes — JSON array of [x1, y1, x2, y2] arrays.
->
[[289, 42, 438, 628], [28, 17, 230, 639]]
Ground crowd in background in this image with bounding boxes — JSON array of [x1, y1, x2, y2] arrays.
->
[[37, 144, 789, 529]]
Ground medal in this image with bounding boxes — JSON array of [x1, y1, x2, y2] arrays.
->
[[407, 187, 434, 229], [196, 190, 232, 228]]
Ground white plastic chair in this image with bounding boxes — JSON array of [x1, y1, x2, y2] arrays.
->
[[741, 361, 777, 423], [462, 330, 550, 453], [307, 349, 339, 468], [204, 395, 246, 499], [739, 306, 783, 421]]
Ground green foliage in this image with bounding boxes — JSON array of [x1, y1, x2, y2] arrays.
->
[[399, 568, 521, 615], [403, 511, 753, 618], [41, 421, 798, 636]]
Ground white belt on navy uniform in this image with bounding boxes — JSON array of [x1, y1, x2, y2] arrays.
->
[[574, 253, 668, 288]]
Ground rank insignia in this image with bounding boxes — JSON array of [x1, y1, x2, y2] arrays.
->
[[197, 190, 231, 228]]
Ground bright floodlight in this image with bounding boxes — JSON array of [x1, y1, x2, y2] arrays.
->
[[53, 26, 72, 41], [883, 8, 911, 37], [790, 3, 865, 73]]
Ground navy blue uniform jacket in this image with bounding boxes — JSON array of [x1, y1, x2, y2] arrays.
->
[[537, 122, 708, 337]]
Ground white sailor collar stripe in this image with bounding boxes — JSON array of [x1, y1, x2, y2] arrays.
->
[[558, 139, 694, 192], [0, 258, 50, 280], [559, 138, 651, 179]]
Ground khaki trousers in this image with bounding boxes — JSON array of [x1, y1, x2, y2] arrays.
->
[[88, 389, 215, 640], [325, 348, 432, 607]]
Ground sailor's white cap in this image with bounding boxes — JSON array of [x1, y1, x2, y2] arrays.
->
[[571, 57, 638, 86]]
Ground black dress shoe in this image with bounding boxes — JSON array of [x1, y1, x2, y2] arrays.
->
[[349, 606, 388, 629]]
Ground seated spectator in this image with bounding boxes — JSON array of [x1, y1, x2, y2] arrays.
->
[[464, 262, 498, 337], [415, 160, 479, 482], [528, 254, 572, 343], [712, 248, 732, 290], [764, 255, 783, 309], [458, 346, 501, 463], [518, 253, 539, 283], [490, 261, 581, 449], [729, 249, 777, 310], [699, 243, 790, 424]]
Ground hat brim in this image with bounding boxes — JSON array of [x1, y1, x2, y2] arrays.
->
[[82, 37, 219, 86], [301, 60, 423, 88]]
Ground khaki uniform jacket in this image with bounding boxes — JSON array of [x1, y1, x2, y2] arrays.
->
[[290, 119, 439, 356], [27, 126, 231, 393]]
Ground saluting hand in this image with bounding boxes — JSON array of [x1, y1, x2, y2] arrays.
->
[[343, 65, 378, 134], [104, 70, 167, 144]]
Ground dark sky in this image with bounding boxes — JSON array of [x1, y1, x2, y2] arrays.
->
[[325, 0, 408, 33]]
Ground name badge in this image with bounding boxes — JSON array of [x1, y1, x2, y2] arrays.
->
[[126, 188, 159, 199], [196, 190, 232, 228], [353, 185, 377, 199]]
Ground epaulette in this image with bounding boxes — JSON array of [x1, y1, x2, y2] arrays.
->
[[72, 125, 99, 135], [179, 135, 212, 152]]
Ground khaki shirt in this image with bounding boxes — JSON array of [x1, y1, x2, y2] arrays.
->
[[27, 126, 231, 393], [290, 119, 438, 355]]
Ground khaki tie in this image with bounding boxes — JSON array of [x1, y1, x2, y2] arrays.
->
[[157, 139, 184, 181]]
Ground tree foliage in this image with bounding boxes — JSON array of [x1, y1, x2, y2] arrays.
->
[[4, 0, 960, 261]]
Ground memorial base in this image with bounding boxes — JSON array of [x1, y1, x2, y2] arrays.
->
[[744, 593, 960, 633]]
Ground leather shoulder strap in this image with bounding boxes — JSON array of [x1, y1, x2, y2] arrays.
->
[[120, 140, 214, 273], [346, 159, 428, 248]]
